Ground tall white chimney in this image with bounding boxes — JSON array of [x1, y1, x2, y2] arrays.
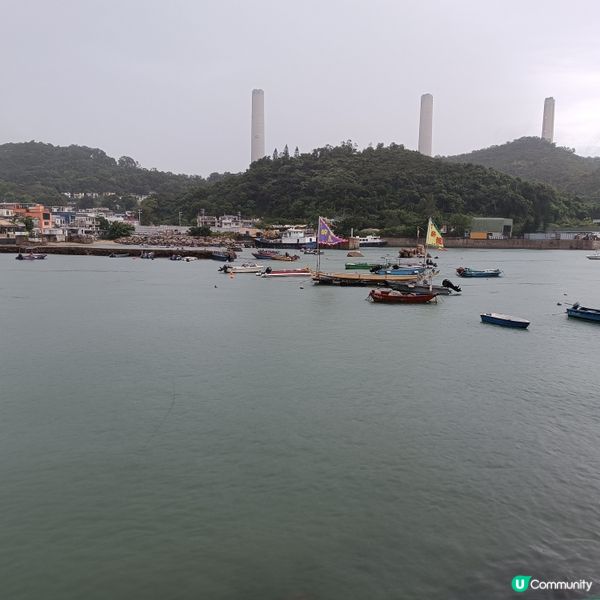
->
[[251, 89, 265, 163], [418, 93, 433, 156], [541, 97, 555, 142]]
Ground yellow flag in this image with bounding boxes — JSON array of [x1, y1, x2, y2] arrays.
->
[[426, 218, 444, 249]]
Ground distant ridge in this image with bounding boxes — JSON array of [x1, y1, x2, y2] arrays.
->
[[445, 137, 600, 201]]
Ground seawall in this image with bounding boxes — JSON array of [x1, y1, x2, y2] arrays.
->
[[383, 238, 600, 250]]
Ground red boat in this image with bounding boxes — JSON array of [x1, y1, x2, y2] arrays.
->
[[368, 289, 437, 304]]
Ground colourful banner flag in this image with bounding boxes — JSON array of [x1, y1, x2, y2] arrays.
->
[[426, 218, 444, 249], [318, 217, 346, 245]]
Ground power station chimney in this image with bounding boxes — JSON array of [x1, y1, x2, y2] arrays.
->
[[541, 97, 555, 142], [251, 89, 265, 163], [418, 93, 433, 156]]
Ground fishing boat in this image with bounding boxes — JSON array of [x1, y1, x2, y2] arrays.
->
[[371, 265, 429, 276], [368, 289, 437, 304], [456, 267, 502, 278], [313, 271, 425, 286], [219, 263, 264, 274], [480, 313, 530, 329], [345, 262, 380, 270], [586, 253, 600, 260], [255, 226, 317, 249], [566, 302, 600, 323], [259, 267, 312, 277]]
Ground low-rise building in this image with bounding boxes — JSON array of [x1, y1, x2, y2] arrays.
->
[[469, 217, 513, 240]]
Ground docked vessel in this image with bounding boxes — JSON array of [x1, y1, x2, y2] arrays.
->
[[359, 234, 387, 247], [16, 252, 47, 260], [252, 250, 300, 261], [368, 289, 437, 304], [219, 263, 264, 273], [254, 226, 316, 249], [260, 267, 312, 278], [456, 267, 502, 278]]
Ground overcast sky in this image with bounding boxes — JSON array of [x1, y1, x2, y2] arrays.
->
[[2, 0, 599, 176]]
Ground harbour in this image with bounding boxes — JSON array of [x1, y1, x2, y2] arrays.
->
[[2, 247, 599, 599]]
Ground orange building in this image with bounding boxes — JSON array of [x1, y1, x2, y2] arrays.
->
[[10, 204, 52, 232]]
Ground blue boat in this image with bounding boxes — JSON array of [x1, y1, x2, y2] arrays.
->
[[457, 267, 502, 278], [373, 266, 426, 276], [566, 303, 600, 323], [480, 313, 530, 329]]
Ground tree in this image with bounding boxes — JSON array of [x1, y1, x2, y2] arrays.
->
[[22, 216, 34, 232], [294, 146, 300, 158], [188, 225, 211, 237], [283, 145, 289, 158], [118, 156, 138, 168], [272, 148, 279, 160], [102, 221, 135, 240]]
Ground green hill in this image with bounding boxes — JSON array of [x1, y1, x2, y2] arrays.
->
[[161, 142, 587, 234], [446, 137, 600, 202], [0, 141, 202, 208]]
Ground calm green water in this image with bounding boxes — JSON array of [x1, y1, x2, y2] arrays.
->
[[1, 249, 599, 600]]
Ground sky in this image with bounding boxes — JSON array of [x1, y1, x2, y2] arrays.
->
[[1, 0, 599, 176]]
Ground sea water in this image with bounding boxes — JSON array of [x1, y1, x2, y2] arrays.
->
[[1, 249, 599, 599]]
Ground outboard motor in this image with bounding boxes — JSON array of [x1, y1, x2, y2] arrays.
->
[[442, 279, 462, 293]]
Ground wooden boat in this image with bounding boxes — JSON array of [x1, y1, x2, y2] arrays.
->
[[480, 313, 530, 329], [219, 263, 264, 273], [252, 250, 299, 261], [368, 289, 437, 304], [301, 248, 322, 255], [456, 267, 502, 278], [566, 303, 600, 323], [260, 267, 312, 277], [372, 266, 428, 276], [313, 271, 424, 286], [346, 250, 364, 257]]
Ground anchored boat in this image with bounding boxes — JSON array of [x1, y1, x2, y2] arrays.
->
[[480, 313, 530, 329], [566, 303, 600, 323]]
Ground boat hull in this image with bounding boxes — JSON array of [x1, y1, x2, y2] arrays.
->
[[480, 313, 530, 328], [567, 306, 600, 322], [313, 271, 423, 286], [457, 267, 502, 278], [369, 289, 437, 304]]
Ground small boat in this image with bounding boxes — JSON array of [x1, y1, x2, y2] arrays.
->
[[345, 262, 380, 270], [211, 250, 235, 262], [480, 313, 530, 329], [109, 252, 130, 258], [16, 252, 47, 260], [456, 267, 502, 278], [183, 256, 198, 262], [170, 254, 183, 261], [372, 265, 428, 276], [566, 302, 600, 323], [359, 235, 387, 247], [260, 267, 311, 277], [252, 250, 299, 261], [347, 250, 364, 257], [586, 253, 600, 260], [301, 248, 322, 255], [387, 279, 461, 296], [219, 263, 264, 273], [368, 289, 437, 304]]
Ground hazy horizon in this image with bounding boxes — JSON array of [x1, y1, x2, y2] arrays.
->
[[2, 0, 599, 176]]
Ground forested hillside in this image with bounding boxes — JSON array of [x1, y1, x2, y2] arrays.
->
[[446, 137, 600, 202], [147, 142, 587, 234], [0, 141, 202, 206]]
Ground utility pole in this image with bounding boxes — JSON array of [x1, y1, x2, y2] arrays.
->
[[138, 208, 142, 225], [178, 211, 182, 227]]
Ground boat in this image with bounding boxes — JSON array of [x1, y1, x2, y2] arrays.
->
[[255, 226, 317, 249], [15, 252, 47, 260], [456, 267, 502, 278], [183, 256, 198, 262], [480, 313, 530, 328], [211, 250, 235, 262], [252, 250, 299, 261], [347, 250, 364, 257], [219, 263, 264, 273], [140, 251, 155, 259], [359, 234, 387, 247], [586, 253, 600, 260], [259, 267, 312, 277], [108, 252, 130, 258], [345, 262, 380, 270], [371, 265, 428, 276], [368, 288, 437, 304], [386, 279, 461, 296], [566, 302, 600, 323], [301, 247, 322, 255]]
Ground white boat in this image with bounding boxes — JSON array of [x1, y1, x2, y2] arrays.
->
[[586, 253, 600, 260], [219, 263, 264, 273], [359, 234, 387, 247], [259, 267, 312, 278]]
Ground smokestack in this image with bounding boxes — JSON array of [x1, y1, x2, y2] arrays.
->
[[418, 93, 433, 156], [541, 97, 555, 142], [251, 89, 265, 163]]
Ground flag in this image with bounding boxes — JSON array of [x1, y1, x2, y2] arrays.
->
[[318, 217, 346, 245], [425, 218, 444, 249]]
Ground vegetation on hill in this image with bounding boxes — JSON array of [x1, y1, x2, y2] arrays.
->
[[446, 137, 600, 205], [0, 141, 203, 209], [0, 139, 595, 233], [146, 142, 587, 234]]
